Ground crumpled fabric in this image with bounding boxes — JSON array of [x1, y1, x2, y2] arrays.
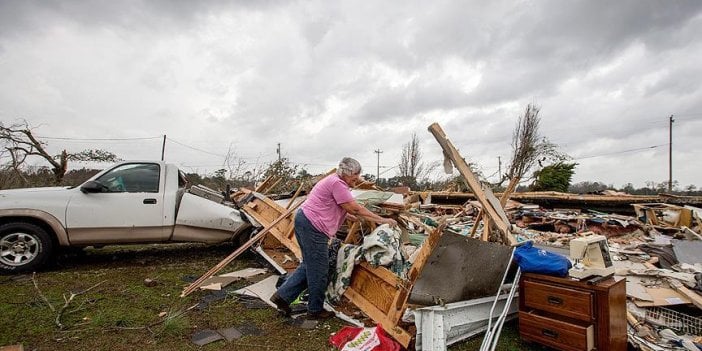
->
[[326, 224, 407, 303]]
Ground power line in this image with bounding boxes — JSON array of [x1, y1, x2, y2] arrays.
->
[[165, 137, 276, 160], [166, 137, 227, 158], [573, 143, 668, 160], [37, 135, 162, 141], [379, 165, 399, 176]]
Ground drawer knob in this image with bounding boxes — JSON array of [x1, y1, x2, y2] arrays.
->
[[547, 296, 563, 305], [542, 328, 559, 339]]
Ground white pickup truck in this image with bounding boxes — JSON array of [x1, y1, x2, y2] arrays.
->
[[0, 161, 255, 273]]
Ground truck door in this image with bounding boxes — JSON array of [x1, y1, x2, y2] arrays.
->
[[65, 162, 169, 244]]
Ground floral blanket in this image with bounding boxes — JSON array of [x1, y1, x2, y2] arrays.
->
[[326, 224, 408, 303]]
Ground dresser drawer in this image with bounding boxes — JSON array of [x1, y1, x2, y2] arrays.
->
[[523, 280, 593, 321], [519, 311, 594, 351]]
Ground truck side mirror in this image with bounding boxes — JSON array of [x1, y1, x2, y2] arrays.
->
[[81, 180, 108, 194]]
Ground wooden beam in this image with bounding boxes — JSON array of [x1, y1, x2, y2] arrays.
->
[[262, 178, 282, 195], [344, 221, 361, 245], [254, 175, 274, 193], [285, 181, 305, 210], [480, 215, 490, 242], [180, 199, 303, 297], [407, 223, 446, 283], [428, 123, 517, 245], [241, 196, 302, 259], [470, 208, 483, 238], [668, 278, 702, 310]]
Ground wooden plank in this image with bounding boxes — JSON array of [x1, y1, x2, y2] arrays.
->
[[285, 182, 305, 210], [470, 208, 482, 238], [346, 264, 398, 313], [344, 288, 413, 347], [668, 279, 702, 310], [407, 223, 445, 282], [387, 286, 410, 323], [242, 197, 301, 258], [180, 199, 303, 297], [344, 221, 361, 245], [428, 123, 517, 245], [254, 175, 275, 193]]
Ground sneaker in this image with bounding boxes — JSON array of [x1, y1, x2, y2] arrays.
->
[[306, 310, 335, 321], [270, 292, 292, 316]]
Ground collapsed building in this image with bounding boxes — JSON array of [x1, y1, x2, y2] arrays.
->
[[182, 123, 702, 351]]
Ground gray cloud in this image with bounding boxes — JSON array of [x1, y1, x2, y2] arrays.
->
[[1, 0, 701, 188]]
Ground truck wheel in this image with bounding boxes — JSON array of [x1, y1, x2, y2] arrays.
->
[[0, 223, 53, 274]]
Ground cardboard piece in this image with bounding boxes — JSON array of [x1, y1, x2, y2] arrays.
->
[[198, 268, 268, 290], [233, 275, 280, 308], [625, 276, 653, 302], [633, 287, 691, 307], [220, 268, 268, 278]]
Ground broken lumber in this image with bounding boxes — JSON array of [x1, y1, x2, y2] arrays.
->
[[427, 122, 517, 245], [667, 278, 702, 310], [180, 199, 303, 297]]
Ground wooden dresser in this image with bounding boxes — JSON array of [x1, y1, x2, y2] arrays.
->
[[518, 273, 627, 351]]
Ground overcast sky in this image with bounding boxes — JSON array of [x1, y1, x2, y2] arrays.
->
[[1, 0, 700, 189]]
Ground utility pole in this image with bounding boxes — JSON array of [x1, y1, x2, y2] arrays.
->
[[669, 115, 674, 192], [276, 143, 281, 162], [374, 149, 383, 183], [497, 156, 502, 181], [161, 135, 166, 161]]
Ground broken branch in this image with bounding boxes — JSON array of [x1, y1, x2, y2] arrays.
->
[[31, 272, 56, 312], [55, 280, 107, 329]]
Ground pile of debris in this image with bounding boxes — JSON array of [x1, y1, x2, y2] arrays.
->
[[181, 122, 702, 350]]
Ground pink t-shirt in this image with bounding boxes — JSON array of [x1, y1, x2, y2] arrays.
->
[[301, 174, 354, 238]]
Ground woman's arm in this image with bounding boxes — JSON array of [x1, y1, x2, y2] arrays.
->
[[340, 201, 397, 227]]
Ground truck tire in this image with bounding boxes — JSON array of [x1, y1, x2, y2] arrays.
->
[[0, 222, 53, 274]]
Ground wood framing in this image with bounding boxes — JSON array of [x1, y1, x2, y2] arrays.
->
[[180, 199, 303, 297], [232, 189, 447, 348], [239, 190, 301, 259], [632, 203, 693, 229], [428, 122, 517, 245]]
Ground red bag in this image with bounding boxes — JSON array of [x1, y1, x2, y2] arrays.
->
[[329, 324, 402, 351]]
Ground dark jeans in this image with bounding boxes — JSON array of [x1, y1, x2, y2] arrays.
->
[[275, 209, 329, 313]]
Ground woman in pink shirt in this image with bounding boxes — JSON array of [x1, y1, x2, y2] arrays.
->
[[270, 157, 396, 320]]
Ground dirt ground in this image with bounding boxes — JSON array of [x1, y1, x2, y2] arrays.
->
[[0, 243, 546, 351]]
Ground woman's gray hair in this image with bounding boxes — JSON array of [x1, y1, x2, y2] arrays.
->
[[337, 157, 362, 177]]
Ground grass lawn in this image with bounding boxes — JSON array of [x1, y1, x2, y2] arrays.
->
[[0, 243, 548, 350]]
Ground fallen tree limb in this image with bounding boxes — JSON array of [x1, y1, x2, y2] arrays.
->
[[31, 272, 56, 312], [56, 280, 106, 329], [111, 302, 199, 332]]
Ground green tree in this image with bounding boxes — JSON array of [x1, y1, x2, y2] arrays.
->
[[498, 104, 568, 204], [622, 183, 635, 194], [260, 158, 301, 194], [531, 162, 577, 192]]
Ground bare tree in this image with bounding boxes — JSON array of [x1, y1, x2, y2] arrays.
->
[[398, 133, 438, 189], [0, 120, 119, 184], [222, 144, 249, 180], [499, 104, 567, 205]]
